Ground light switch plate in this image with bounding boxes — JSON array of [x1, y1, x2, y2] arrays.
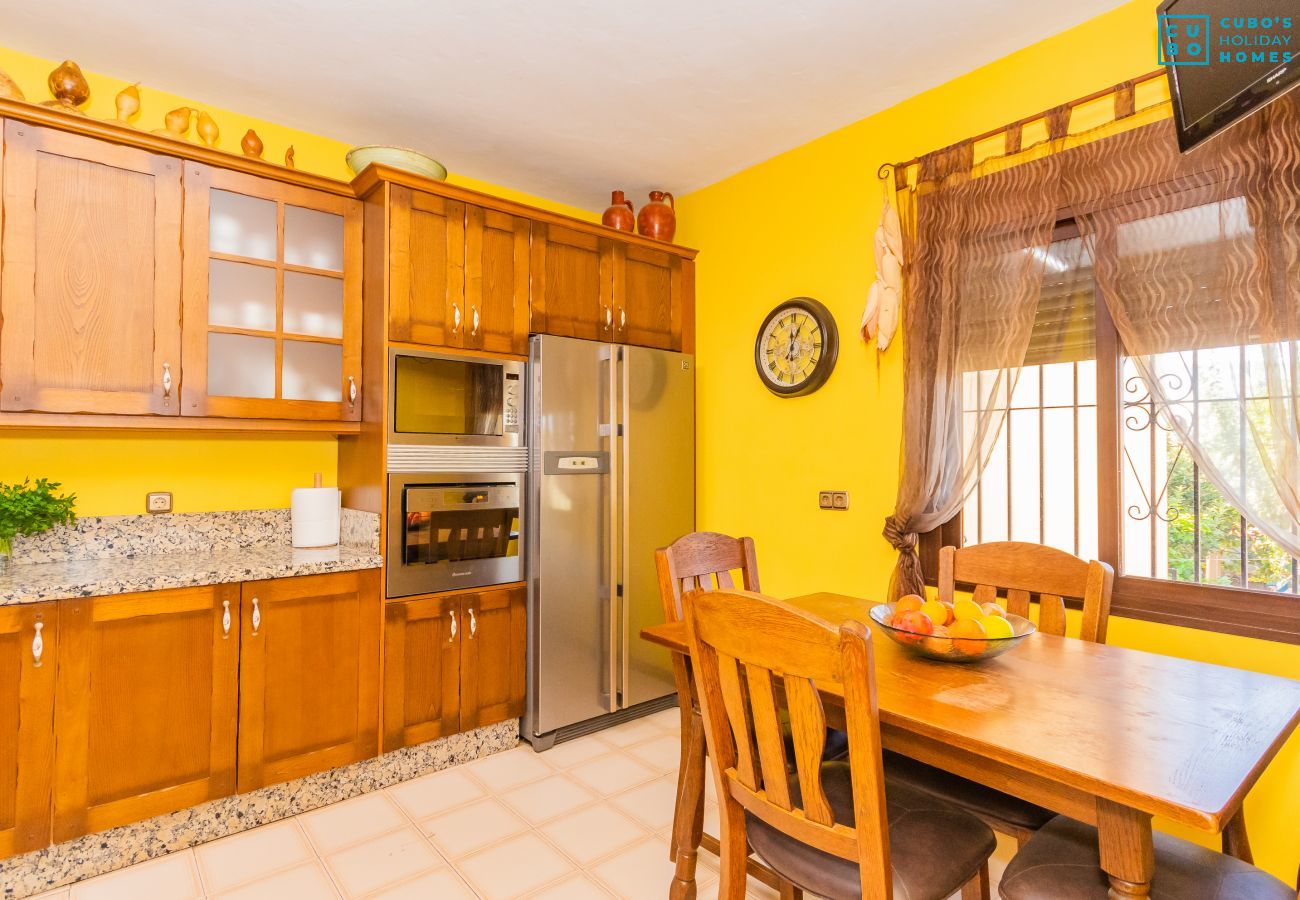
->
[[146, 491, 172, 514], [818, 491, 834, 509], [832, 491, 850, 509]]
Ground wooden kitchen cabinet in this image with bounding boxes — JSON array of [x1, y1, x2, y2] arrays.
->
[[52, 586, 238, 843], [388, 186, 464, 347], [381, 593, 461, 753], [382, 584, 526, 751], [0, 122, 183, 416], [180, 163, 363, 422], [0, 603, 56, 857], [237, 570, 380, 791], [614, 244, 685, 351], [463, 205, 530, 355], [459, 585, 527, 729], [530, 222, 611, 342]]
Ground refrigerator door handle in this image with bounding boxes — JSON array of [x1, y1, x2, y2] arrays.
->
[[619, 346, 632, 708], [606, 345, 621, 713]]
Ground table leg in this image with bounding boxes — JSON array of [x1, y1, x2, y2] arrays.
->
[[1221, 808, 1253, 864], [670, 709, 707, 900], [1096, 798, 1155, 899]]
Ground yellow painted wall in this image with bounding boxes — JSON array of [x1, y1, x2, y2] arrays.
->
[[677, 0, 1300, 882], [0, 46, 594, 516]]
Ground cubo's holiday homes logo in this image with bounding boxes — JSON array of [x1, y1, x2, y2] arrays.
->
[[1159, 13, 1294, 66]]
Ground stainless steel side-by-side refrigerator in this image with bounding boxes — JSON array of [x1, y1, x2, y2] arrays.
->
[[523, 334, 695, 749]]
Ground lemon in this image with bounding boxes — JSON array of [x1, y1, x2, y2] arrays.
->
[[952, 598, 983, 622], [982, 615, 1014, 640]]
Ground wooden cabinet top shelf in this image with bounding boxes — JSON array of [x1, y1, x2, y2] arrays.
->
[[0, 100, 698, 261]]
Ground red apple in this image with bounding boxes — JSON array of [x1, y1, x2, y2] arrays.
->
[[892, 610, 934, 645]]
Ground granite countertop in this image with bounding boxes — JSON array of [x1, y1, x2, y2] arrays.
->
[[0, 544, 383, 606]]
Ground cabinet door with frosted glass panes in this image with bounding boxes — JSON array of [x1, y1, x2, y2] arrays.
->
[[0, 123, 182, 415], [180, 163, 362, 421]]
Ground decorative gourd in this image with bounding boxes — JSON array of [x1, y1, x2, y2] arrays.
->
[[43, 60, 89, 114], [0, 67, 25, 101], [241, 129, 264, 158], [284, 145, 296, 168], [115, 83, 140, 124], [196, 110, 219, 147], [154, 106, 193, 139]]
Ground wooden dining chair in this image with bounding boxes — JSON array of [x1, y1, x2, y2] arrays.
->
[[883, 541, 1114, 847], [654, 532, 762, 893], [683, 587, 996, 899]]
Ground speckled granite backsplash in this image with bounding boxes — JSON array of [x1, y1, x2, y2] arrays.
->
[[10, 507, 380, 564]]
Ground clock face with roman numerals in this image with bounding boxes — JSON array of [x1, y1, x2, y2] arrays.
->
[[754, 297, 839, 397]]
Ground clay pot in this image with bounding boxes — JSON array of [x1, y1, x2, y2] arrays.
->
[[602, 190, 635, 232], [44, 60, 89, 114], [636, 190, 676, 242]]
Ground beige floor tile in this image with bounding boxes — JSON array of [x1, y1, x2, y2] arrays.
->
[[466, 746, 556, 791], [568, 751, 659, 796], [323, 825, 444, 898], [299, 791, 410, 854], [420, 796, 530, 859], [527, 872, 615, 898], [499, 772, 599, 825], [537, 803, 649, 865], [535, 734, 616, 769], [210, 861, 340, 900], [70, 851, 203, 900], [609, 772, 681, 832], [364, 867, 478, 900], [642, 707, 684, 733], [195, 820, 314, 894], [587, 833, 693, 900], [626, 733, 686, 774], [455, 831, 577, 900], [386, 767, 485, 820], [596, 717, 664, 748]]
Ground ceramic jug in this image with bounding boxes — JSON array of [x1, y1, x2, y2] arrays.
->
[[637, 190, 676, 242], [602, 190, 635, 232]]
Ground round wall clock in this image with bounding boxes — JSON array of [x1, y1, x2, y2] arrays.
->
[[754, 297, 839, 397]]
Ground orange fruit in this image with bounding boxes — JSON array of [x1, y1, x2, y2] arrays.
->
[[922, 625, 952, 656], [982, 615, 1014, 640], [895, 594, 925, 615], [980, 602, 1005, 618], [953, 598, 983, 621], [949, 618, 988, 656]]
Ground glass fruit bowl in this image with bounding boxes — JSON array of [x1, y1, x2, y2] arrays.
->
[[869, 602, 1036, 663]]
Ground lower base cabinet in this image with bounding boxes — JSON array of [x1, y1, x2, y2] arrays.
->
[[53, 586, 239, 842], [0, 602, 57, 856], [237, 570, 381, 792], [383, 584, 525, 752]]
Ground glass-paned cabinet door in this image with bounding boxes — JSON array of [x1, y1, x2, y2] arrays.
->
[[181, 163, 362, 421]]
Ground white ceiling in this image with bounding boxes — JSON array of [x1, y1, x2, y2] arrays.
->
[[0, 0, 1126, 209]]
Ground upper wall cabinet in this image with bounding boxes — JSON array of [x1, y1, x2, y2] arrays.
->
[[181, 163, 363, 421], [613, 244, 685, 351], [0, 123, 183, 415], [387, 187, 530, 355], [529, 222, 610, 343]]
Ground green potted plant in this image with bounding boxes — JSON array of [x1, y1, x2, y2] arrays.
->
[[0, 478, 77, 573]]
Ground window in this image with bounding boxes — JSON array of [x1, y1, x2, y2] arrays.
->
[[956, 224, 1300, 641]]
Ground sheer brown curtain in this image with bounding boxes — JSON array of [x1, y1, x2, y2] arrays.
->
[[883, 109, 1070, 599], [885, 89, 1300, 597]]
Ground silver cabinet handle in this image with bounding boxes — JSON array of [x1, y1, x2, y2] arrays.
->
[[348, 376, 357, 406], [604, 306, 612, 330], [32, 621, 44, 668], [449, 609, 457, 642], [468, 607, 477, 638], [619, 307, 626, 330], [452, 303, 462, 334], [471, 305, 480, 336], [222, 600, 231, 638], [251, 597, 261, 635], [162, 362, 173, 398]]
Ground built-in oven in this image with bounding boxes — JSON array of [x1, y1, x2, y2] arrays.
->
[[386, 472, 523, 598], [389, 348, 523, 447]]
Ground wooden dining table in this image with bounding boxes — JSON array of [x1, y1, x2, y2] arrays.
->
[[641, 591, 1300, 899]]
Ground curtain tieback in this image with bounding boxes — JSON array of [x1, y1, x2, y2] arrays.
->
[[883, 516, 918, 552]]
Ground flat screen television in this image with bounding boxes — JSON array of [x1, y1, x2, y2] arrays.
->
[[1158, 0, 1299, 151]]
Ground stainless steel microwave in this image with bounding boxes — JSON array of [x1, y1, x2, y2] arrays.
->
[[388, 348, 523, 447]]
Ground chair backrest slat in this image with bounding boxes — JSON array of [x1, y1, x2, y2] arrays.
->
[[656, 532, 760, 624], [684, 588, 892, 895], [939, 542, 1114, 643]]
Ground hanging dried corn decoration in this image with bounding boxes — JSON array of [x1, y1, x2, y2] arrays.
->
[[861, 173, 904, 352]]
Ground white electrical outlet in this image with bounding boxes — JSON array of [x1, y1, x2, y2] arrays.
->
[[146, 492, 173, 514]]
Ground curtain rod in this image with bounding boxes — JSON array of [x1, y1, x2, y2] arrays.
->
[[876, 68, 1168, 181]]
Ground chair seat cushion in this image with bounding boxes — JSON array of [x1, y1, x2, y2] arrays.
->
[[883, 750, 1055, 831], [745, 761, 995, 900], [999, 815, 1294, 900]]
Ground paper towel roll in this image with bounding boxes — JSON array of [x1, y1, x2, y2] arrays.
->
[[292, 487, 341, 548]]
